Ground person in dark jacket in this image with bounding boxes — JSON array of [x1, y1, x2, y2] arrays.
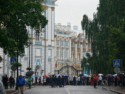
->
[[73, 76, 76, 85], [9, 76, 15, 89], [2, 75, 8, 89]]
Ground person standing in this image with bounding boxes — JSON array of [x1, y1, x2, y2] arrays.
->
[[2, 75, 8, 89], [39, 77, 41, 85], [16, 75, 25, 94], [93, 75, 98, 88], [73, 76, 76, 85], [9, 76, 15, 89], [27, 76, 32, 89]]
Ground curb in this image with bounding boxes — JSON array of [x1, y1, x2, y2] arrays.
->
[[102, 87, 124, 94], [110, 89, 123, 94]]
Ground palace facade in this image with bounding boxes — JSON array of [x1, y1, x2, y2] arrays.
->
[[54, 23, 91, 76]]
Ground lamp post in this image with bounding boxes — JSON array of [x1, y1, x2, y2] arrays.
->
[[44, 30, 46, 75]]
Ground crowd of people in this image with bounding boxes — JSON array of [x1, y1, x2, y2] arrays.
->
[[2, 75, 15, 89], [33, 73, 125, 88], [1, 73, 125, 91]]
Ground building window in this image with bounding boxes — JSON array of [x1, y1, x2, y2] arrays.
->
[[36, 58, 41, 65], [60, 40, 63, 46], [56, 40, 59, 45], [48, 49, 52, 57], [35, 48, 41, 56], [60, 49, 63, 59], [66, 49, 68, 59], [65, 41, 68, 46], [48, 49, 52, 62], [56, 49, 59, 57], [64, 49, 67, 59]]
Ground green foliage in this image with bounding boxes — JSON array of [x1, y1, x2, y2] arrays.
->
[[0, 0, 47, 57], [11, 62, 22, 71], [81, 0, 125, 74]]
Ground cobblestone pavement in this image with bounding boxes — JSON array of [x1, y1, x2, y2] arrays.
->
[[24, 86, 117, 94]]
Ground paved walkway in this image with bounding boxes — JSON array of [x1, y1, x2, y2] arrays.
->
[[24, 86, 117, 94]]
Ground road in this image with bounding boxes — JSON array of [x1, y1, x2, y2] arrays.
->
[[24, 86, 117, 94]]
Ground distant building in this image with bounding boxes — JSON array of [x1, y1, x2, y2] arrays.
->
[[54, 23, 91, 76]]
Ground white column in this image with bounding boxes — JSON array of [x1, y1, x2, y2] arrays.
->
[[52, 8, 55, 40], [59, 48, 60, 60], [75, 43, 77, 59], [69, 39, 71, 60], [80, 44, 83, 59]]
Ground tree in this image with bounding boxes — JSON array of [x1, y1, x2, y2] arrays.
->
[[81, 0, 125, 74], [0, 0, 47, 57]]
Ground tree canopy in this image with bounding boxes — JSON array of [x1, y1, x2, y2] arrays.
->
[[81, 0, 125, 74], [0, 0, 47, 56]]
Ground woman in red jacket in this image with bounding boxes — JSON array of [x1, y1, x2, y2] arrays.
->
[[93, 75, 98, 88]]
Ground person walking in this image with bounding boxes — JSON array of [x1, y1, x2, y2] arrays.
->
[[93, 75, 98, 88], [16, 75, 25, 94], [9, 76, 15, 89]]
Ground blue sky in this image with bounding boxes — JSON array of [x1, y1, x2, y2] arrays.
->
[[55, 0, 99, 30]]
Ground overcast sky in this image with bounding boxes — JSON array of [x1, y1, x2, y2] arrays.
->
[[55, 0, 99, 30]]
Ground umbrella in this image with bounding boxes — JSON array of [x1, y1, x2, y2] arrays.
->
[[113, 74, 117, 77], [83, 74, 89, 77], [26, 71, 34, 77], [98, 73, 103, 76]]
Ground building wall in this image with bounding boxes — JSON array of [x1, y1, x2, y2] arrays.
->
[[21, 0, 57, 76], [54, 23, 91, 76]]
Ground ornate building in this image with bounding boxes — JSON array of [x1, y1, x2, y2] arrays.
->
[[0, 0, 57, 77], [54, 23, 91, 76], [21, 0, 57, 77]]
